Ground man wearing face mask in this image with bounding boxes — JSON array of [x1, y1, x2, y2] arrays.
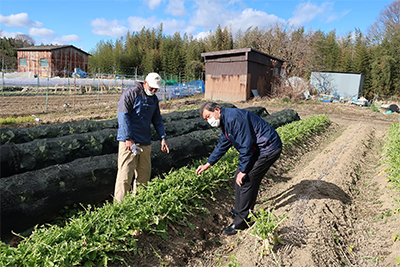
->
[[196, 102, 282, 235], [114, 72, 170, 203]]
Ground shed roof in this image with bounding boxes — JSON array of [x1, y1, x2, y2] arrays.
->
[[17, 45, 90, 55], [201, 48, 284, 62]]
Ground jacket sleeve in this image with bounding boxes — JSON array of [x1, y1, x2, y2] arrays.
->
[[207, 131, 232, 166], [117, 89, 136, 141], [151, 97, 166, 140], [229, 116, 257, 174]]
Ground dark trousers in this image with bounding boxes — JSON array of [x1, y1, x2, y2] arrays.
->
[[233, 148, 282, 227]]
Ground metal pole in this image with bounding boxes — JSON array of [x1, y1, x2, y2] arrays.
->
[[163, 82, 166, 102], [1, 57, 4, 93], [46, 66, 49, 112], [98, 68, 100, 106], [114, 66, 116, 92], [135, 67, 137, 81], [67, 63, 70, 91], [37, 61, 39, 89]]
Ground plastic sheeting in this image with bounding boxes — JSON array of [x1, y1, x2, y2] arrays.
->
[[155, 80, 205, 100], [2, 76, 205, 100]]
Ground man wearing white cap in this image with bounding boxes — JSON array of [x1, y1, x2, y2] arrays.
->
[[114, 72, 170, 202]]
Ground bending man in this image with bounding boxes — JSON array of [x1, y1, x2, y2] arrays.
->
[[196, 102, 282, 235]]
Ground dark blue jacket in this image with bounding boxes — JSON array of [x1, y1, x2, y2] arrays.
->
[[117, 81, 166, 145], [208, 108, 282, 173]]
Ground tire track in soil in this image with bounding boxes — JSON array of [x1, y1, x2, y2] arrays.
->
[[273, 122, 365, 267]]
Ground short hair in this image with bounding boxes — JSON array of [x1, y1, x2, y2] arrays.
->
[[199, 102, 221, 117]]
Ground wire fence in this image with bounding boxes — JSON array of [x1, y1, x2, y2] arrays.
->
[[1, 70, 204, 97]]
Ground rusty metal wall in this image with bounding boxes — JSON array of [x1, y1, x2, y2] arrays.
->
[[51, 47, 88, 77], [18, 50, 51, 77], [205, 61, 247, 76], [17, 47, 88, 77]]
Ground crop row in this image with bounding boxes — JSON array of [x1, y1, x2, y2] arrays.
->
[[383, 122, 400, 189], [0, 104, 269, 145], [1, 108, 300, 240], [0, 114, 332, 267]]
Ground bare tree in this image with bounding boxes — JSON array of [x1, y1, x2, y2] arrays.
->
[[257, 22, 319, 78], [367, 0, 400, 44], [15, 34, 35, 47]]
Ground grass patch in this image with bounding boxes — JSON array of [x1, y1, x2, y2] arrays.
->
[[0, 116, 35, 125], [382, 122, 400, 190]]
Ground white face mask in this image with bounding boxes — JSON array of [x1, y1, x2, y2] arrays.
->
[[207, 112, 220, 127], [144, 88, 155, 96]]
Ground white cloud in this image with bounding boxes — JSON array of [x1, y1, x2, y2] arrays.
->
[[147, 0, 164, 10], [52, 34, 82, 45], [91, 18, 129, 37], [228, 8, 283, 33], [165, 0, 187, 17], [161, 19, 186, 34], [326, 9, 350, 23], [193, 31, 211, 40], [288, 1, 347, 27], [0, 13, 42, 28], [29, 27, 55, 38], [185, 25, 197, 35], [190, 0, 228, 28], [189, 0, 283, 34], [127, 16, 159, 31], [127, 15, 186, 35], [288, 2, 326, 27], [0, 30, 23, 38]]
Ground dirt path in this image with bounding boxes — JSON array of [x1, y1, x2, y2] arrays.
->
[[188, 109, 400, 267]]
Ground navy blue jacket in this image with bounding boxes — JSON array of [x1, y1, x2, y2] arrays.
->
[[208, 108, 282, 173], [117, 81, 166, 145]]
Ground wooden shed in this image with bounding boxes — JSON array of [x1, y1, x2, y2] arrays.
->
[[17, 45, 90, 78], [201, 48, 284, 101]]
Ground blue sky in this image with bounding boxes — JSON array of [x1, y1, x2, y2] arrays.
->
[[0, 0, 393, 53]]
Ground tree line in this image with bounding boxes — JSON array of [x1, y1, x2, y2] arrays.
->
[[0, 33, 35, 70], [87, 0, 400, 99], [1, 1, 399, 99]]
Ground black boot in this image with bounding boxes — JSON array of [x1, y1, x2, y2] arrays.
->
[[222, 221, 248, 236]]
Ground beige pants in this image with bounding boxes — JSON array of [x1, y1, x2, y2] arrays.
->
[[114, 141, 152, 202]]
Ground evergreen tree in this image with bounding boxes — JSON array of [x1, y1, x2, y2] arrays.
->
[[321, 30, 340, 71], [352, 30, 373, 98], [336, 33, 354, 72], [142, 49, 156, 74]]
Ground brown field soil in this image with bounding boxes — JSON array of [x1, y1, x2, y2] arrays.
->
[[2, 93, 400, 266]]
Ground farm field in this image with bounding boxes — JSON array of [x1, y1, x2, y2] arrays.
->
[[1, 93, 400, 266]]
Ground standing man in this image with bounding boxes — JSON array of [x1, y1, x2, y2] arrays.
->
[[196, 102, 282, 235], [114, 72, 169, 203]]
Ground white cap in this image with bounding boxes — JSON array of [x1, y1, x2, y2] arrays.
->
[[145, 72, 162, 89]]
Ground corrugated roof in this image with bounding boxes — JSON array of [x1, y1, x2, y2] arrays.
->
[[17, 45, 90, 55], [201, 48, 284, 62]]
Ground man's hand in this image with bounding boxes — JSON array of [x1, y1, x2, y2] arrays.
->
[[125, 139, 134, 151], [161, 139, 170, 153], [196, 163, 211, 176], [236, 172, 246, 187]]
